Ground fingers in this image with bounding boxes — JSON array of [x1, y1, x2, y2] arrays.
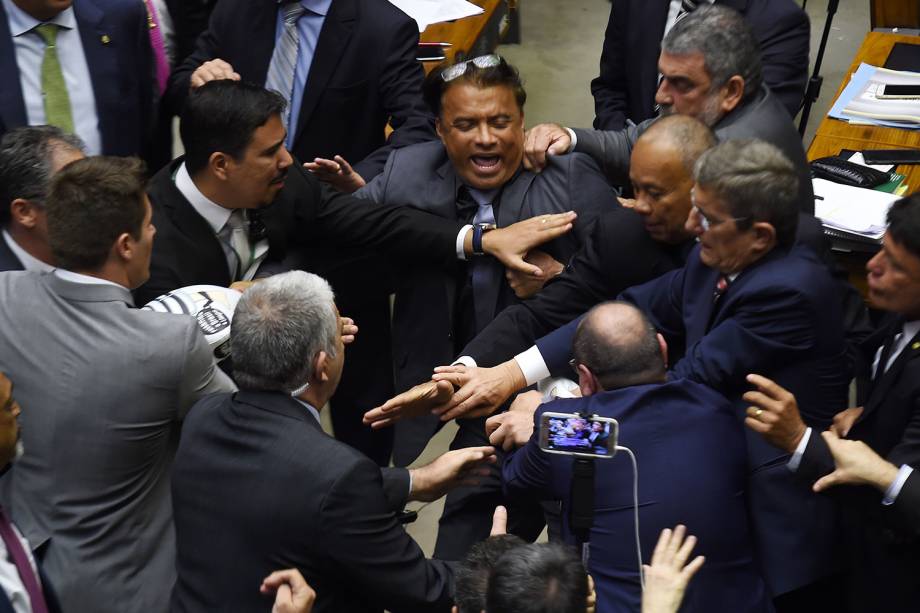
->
[[744, 405, 779, 425], [504, 254, 544, 277], [490, 505, 508, 536], [812, 470, 841, 493], [745, 373, 791, 402], [485, 414, 505, 438], [681, 555, 706, 581], [261, 568, 305, 591], [617, 197, 636, 209], [674, 533, 698, 568], [433, 364, 467, 374], [432, 384, 475, 416], [743, 415, 770, 435], [650, 527, 672, 564], [334, 155, 355, 175], [190, 59, 239, 88], [431, 371, 471, 389]]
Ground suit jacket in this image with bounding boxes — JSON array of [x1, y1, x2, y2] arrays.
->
[[0, 236, 22, 272], [166, 0, 434, 180], [137, 157, 465, 305], [0, 271, 235, 613], [574, 84, 815, 214], [504, 380, 772, 613], [170, 390, 454, 613], [0, 0, 153, 157], [162, 0, 216, 65], [795, 316, 920, 611], [591, 0, 810, 129]]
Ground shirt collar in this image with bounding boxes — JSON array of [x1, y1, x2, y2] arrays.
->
[[2, 230, 54, 273], [174, 162, 235, 234], [53, 268, 126, 289], [292, 397, 322, 424], [3, 0, 76, 36]]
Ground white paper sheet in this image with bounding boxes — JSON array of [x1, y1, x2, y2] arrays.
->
[[388, 0, 484, 32], [813, 178, 899, 239]]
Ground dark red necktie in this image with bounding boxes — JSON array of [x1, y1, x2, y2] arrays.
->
[[0, 508, 49, 613], [713, 275, 730, 302]]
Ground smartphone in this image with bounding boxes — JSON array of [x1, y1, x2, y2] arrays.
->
[[538, 412, 618, 459], [877, 84, 920, 99], [861, 149, 920, 165]]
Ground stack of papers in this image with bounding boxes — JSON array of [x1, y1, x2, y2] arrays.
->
[[388, 0, 484, 32], [813, 178, 900, 241], [829, 63, 920, 129]]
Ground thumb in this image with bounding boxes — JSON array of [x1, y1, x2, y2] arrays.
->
[[490, 505, 508, 536], [813, 471, 840, 493]]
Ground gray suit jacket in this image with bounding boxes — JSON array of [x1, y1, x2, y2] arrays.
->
[[0, 271, 235, 613], [573, 84, 814, 214], [356, 140, 616, 463]]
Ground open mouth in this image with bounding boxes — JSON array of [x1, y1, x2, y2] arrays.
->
[[471, 155, 501, 171]]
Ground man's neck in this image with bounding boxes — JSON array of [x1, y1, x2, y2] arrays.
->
[[68, 265, 131, 288], [188, 169, 237, 211], [298, 388, 331, 413], [5, 225, 53, 265]]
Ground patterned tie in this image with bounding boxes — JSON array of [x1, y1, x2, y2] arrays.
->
[[223, 209, 252, 280], [0, 508, 49, 613], [143, 0, 170, 96], [712, 274, 730, 303], [470, 197, 499, 333], [265, 1, 307, 130], [34, 24, 73, 133]]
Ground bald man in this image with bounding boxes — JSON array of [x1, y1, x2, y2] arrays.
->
[[495, 301, 771, 613]]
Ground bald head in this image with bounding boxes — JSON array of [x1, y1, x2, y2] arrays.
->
[[638, 115, 717, 175], [572, 301, 666, 392]]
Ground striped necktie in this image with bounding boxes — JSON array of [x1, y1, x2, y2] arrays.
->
[[34, 23, 73, 133], [265, 1, 307, 131], [675, 0, 698, 23]]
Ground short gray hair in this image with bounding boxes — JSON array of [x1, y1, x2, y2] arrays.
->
[[0, 125, 85, 227], [694, 139, 799, 248], [662, 5, 763, 105], [231, 271, 338, 393]]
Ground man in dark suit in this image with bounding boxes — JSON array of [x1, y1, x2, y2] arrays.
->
[[744, 193, 920, 612], [170, 271, 498, 613], [591, 0, 809, 129], [0, 126, 83, 272], [491, 302, 771, 613], [525, 5, 814, 215], [0, 0, 153, 157], [139, 80, 574, 462]]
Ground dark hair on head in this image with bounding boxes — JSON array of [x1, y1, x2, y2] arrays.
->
[[46, 156, 148, 271], [0, 125, 85, 227], [422, 55, 526, 118], [455, 535, 527, 613], [662, 5, 763, 105], [642, 114, 717, 175], [486, 543, 588, 613], [886, 192, 920, 258], [180, 80, 287, 175], [573, 301, 665, 391], [693, 139, 799, 248]]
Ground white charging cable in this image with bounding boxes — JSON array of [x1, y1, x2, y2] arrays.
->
[[614, 444, 644, 591]]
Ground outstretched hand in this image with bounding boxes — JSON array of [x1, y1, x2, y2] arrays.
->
[[642, 525, 705, 613], [409, 446, 497, 502], [362, 380, 453, 429], [505, 249, 564, 299], [812, 430, 900, 494], [261, 569, 316, 613], [742, 373, 807, 453], [482, 212, 576, 277], [523, 123, 572, 172], [303, 156, 366, 193], [431, 361, 526, 422]]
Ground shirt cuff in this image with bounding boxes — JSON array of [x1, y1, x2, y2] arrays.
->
[[453, 355, 478, 368], [786, 427, 812, 472], [407, 470, 413, 499], [564, 127, 577, 153], [883, 464, 913, 505], [514, 345, 551, 386], [456, 224, 473, 260]]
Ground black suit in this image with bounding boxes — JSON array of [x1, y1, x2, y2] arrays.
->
[[0, 236, 22, 272], [796, 317, 920, 612], [591, 0, 810, 129], [166, 0, 434, 180], [171, 390, 454, 613], [163, 0, 217, 65]]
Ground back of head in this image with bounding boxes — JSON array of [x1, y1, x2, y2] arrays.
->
[[180, 80, 287, 175], [485, 543, 587, 613], [0, 126, 84, 227], [641, 114, 717, 175], [694, 139, 799, 248], [423, 54, 527, 118], [662, 5, 763, 104], [886, 192, 920, 258], [573, 301, 665, 390], [231, 271, 338, 393], [456, 535, 527, 613], [46, 156, 147, 272]]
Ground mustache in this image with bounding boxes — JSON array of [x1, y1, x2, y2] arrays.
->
[[271, 169, 289, 184]]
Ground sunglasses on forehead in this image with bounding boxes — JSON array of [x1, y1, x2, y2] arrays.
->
[[439, 54, 502, 83]]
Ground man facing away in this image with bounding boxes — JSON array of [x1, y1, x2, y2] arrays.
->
[[0, 156, 236, 613]]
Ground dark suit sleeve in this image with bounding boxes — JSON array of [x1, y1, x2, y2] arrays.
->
[[380, 466, 411, 511], [350, 17, 435, 180], [754, 1, 810, 118], [892, 470, 920, 533], [318, 460, 454, 612], [502, 409, 555, 501], [621, 266, 688, 347], [163, 2, 224, 115], [590, 0, 629, 130]]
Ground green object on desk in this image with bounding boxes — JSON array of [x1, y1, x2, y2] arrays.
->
[[875, 172, 906, 193]]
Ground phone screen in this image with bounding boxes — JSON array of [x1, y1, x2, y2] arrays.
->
[[879, 84, 920, 98], [538, 412, 618, 458]]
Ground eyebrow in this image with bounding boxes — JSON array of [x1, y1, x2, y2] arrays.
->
[[261, 135, 286, 156]]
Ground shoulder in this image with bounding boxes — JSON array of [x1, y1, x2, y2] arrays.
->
[[386, 140, 449, 171], [81, 0, 147, 24], [744, 0, 808, 28], [541, 152, 607, 180]]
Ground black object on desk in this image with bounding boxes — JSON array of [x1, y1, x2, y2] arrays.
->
[[884, 43, 920, 72]]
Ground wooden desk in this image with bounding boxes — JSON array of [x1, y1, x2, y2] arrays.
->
[[807, 31, 920, 189], [418, 0, 511, 74]]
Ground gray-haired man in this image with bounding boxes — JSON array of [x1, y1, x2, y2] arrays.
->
[[170, 271, 499, 613]]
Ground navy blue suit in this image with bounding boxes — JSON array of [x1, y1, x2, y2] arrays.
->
[[503, 380, 772, 613], [0, 0, 153, 157], [535, 244, 850, 596]]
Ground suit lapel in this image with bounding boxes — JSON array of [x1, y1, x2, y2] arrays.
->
[[494, 167, 535, 227], [437, 159, 462, 326], [0, 3, 28, 131], [293, 0, 356, 147], [864, 324, 920, 419]]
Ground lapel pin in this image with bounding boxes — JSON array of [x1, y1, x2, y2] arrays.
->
[[912, 342, 920, 350], [101, 34, 111, 44]]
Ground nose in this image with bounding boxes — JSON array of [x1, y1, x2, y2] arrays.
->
[[633, 195, 651, 215], [685, 207, 703, 236], [866, 250, 884, 276], [654, 79, 672, 107], [11, 402, 19, 419], [279, 146, 294, 169], [474, 123, 497, 147]]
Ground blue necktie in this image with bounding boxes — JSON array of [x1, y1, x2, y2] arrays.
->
[[469, 193, 500, 333], [265, 2, 307, 131]]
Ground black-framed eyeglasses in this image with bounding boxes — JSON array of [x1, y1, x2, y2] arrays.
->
[[440, 54, 502, 82]]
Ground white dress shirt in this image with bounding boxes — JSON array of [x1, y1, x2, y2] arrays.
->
[[0, 520, 41, 613], [2, 0, 101, 154], [2, 231, 53, 273]]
